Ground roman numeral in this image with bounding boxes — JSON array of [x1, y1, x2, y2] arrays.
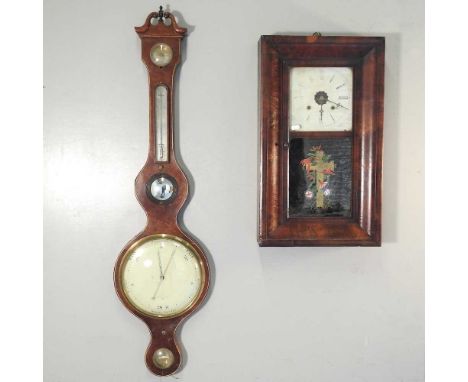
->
[[336, 83, 345, 89]]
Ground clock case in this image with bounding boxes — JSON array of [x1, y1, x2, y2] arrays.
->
[[258, 35, 385, 246], [113, 10, 210, 376]]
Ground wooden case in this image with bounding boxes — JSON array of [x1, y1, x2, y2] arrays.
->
[[258, 35, 385, 246], [114, 10, 210, 376]]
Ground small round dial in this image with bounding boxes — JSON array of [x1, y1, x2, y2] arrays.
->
[[148, 175, 176, 202], [120, 235, 204, 317], [150, 43, 173, 67]]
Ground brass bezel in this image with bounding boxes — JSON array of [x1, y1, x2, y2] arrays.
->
[[119, 233, 206, 319]]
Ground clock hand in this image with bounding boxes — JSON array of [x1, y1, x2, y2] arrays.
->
[[314, 91, 327, 122], [327, 98, 349, 110]]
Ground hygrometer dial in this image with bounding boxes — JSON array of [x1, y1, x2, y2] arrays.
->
[[150, 43, 173, 67]]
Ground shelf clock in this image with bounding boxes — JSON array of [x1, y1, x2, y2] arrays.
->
[[114, 8, 210, 376], [258, 35, 385, 246]]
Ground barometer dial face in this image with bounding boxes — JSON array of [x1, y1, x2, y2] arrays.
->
[[289, 67, 353, 131], [121, 235, 204, 318]]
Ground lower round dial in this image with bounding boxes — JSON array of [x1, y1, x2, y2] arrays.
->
[[120, 235, 204, 317]]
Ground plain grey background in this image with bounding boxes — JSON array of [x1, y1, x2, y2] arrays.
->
[[44, 0, 424, 381]]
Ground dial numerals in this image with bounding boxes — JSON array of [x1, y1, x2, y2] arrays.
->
[[121, 236, 203, 317], [289, 67, 353, 131]]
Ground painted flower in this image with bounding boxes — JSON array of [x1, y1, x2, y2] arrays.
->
[[319, 181, 328, 189], [305, 190, 314, 199], [300, 157, 312, 172]]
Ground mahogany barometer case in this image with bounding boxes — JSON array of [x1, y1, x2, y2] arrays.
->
[[258, 35, 385, 246], [114, 9, 210, 376]]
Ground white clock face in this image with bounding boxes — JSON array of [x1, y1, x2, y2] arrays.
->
[[121, 236, 204, 317], [289, 67, 353, 131]]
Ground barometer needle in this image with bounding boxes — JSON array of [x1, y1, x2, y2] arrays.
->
[[157, 247, 163, 280], [151, 280, 163, 300], [162, 246, 177, 278], [151, 245, 178, 300]]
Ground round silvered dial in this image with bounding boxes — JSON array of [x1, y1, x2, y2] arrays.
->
[[150, 43, 173, 67], [148, 175, 175, 202], [120, 235, 204, 317]]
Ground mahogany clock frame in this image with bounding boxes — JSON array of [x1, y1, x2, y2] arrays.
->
[[258, 35, 385, 246], [114, 9, 210, 376]]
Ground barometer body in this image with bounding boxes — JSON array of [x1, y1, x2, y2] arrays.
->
[[114, 8, 210, 376]]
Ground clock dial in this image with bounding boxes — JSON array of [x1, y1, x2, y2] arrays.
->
[[150, 43, 173, 67], [289, 67, 353, 131], [121, 236, 204, 318]]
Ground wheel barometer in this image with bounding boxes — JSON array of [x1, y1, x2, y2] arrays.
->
[[114, 7, 210, 376]]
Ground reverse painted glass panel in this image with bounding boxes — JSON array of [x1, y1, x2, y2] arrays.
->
[[288, 137, 352, 217]]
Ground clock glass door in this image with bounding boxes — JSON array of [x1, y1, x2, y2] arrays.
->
[[288, 66, 354, 218]]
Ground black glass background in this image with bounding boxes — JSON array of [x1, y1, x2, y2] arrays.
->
[[289, 137, 352, 217]]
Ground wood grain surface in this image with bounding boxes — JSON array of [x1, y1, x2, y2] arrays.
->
[[258, 35, 385, 246]]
